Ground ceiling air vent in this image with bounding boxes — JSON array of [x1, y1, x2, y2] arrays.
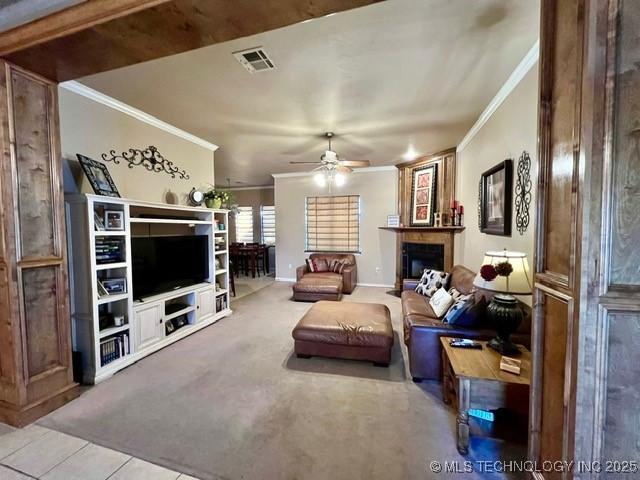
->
[[233, 47, 276, 73]]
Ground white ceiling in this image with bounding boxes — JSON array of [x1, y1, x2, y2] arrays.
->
[[78, 0, 539, 187]]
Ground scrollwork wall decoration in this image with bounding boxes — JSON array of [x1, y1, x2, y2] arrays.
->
[[478, 179, 482, 230], [101, 146, 190, 180], [515, 151, 532, 235]]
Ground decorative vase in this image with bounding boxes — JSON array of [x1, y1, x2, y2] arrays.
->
[[486, 293, 523, 355], [206, 198, 222, 209]]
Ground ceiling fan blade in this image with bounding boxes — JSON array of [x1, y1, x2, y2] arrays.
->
[[289, 161, 322, 164], [336, 165, 353, 174], [339, 160, 371, 168]]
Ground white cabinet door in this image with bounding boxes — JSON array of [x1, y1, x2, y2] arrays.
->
[[135, 303, 163, 350], [197, 288, 215, 321]]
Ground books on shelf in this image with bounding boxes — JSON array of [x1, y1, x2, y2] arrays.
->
[[216, 295, 228, 313], [95, 237, 124, 264], [100, 331, 130, 367]]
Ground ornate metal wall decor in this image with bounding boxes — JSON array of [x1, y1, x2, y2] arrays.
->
[[101, 146, 189, 179], [478, 179, 482, 230], [514, 151, 532, 235]]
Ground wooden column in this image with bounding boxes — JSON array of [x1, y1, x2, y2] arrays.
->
[[0, 60, 78, 426], [531, 0, 640, 477], [396, 148, 456, 228], [390, 148, 459, 290]]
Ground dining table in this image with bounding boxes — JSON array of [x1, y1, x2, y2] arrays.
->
[[230, 243, 271, 278]]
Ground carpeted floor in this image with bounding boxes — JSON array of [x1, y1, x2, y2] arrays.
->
[[233, 273, 275, 300], [40, 282, 526, 480]]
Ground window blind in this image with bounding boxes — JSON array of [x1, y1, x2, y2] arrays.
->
[[235, 206, 254, 243], [305, 195, 360, 253], [260, 205, 276, 245]]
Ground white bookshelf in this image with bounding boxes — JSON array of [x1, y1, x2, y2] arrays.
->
[[66, 194, 232, 384]]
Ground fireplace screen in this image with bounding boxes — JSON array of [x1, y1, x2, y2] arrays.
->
[[402, 243, 445, 279]]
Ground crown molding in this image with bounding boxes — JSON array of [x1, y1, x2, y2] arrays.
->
[[272, 165, 396, 178], [60, 80, 219, 152], [457, 40, 539, 153], [226, 185, 275, 191]]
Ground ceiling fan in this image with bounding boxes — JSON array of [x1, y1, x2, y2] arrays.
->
[[289, 132, 371, 182]]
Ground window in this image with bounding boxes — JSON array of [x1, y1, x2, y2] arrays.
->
[[260, 205, 276, 245], [235, 206, 254, 243], [305, 195, 360, 253]]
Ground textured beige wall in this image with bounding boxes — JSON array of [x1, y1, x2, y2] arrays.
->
[[454, 63, 538, 298], [274, 169, 397, 286], [59, 88, 215, 204], [228, 188, 275, 243]]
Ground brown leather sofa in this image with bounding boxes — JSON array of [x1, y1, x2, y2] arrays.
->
[[402, 264, 531, 381], [294, 253, 357, 301]]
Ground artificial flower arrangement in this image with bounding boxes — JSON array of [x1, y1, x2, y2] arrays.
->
[[480, 261, 513, 282], [203, 188, 231, 209]]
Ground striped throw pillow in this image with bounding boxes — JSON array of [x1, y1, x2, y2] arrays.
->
[[330, 259, 347, 274]]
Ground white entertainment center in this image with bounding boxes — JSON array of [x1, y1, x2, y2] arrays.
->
[[66, 194, 232, 384]]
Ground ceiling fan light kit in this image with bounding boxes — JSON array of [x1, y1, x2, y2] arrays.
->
[[292, 132, 371, 191], [314, 171, 346, 188]]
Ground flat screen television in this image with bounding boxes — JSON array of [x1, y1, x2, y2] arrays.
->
[[132, 235, 209, 299]]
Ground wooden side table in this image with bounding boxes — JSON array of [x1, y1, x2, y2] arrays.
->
[[440, 337, 531, 454]]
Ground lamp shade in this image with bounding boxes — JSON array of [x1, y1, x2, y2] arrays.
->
[[473, 250, 532, 295]]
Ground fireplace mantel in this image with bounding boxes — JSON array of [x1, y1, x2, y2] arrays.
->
[[379, 226, 465, 233]]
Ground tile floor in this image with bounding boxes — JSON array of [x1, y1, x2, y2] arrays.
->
[[0, 424, 199, 480]]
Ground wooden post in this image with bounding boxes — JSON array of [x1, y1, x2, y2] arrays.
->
[[0, 59, 78, 426]]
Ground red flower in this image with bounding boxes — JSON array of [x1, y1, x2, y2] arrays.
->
[[480, 264, 498, 281]]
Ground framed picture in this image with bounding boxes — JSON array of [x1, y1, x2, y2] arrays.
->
[[480, 159, 513, 236], [104, 210, 124, 231], [410, 163, 437, 226], [102, 278, 127, 294], [77, 154, 120, 198], [387, 214, 400, 227]]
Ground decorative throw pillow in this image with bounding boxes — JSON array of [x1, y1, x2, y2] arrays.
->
[[448, 287, 463, 301], [305, 258, 314, 272], [415, 269, 451, 297], [305, 258, 316, 272], [445, 295, 487, 328], [330, 259, 346, 274], [313, 258, 329, 272], [428, 287, 454, 318], [443, 293, 473, 324]]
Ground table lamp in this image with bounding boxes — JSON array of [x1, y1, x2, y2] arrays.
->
[[473, 250, 532, 355]]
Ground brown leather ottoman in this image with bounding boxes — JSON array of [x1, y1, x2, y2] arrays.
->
[[292, 275, 343, 302], [292, 301, 394, 366]]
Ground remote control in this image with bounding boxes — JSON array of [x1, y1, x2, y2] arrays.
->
[[449, 339, 483, 349]]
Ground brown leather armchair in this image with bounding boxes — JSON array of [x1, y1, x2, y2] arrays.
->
[[296, 253, 357, 294], [402, 265, 531, 381]]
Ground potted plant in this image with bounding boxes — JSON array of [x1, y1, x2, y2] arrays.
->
[[203, 189, 230, 209]]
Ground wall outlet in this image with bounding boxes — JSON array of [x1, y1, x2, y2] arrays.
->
[[288, 264, 292, 270], [375, 267, 381, 275]]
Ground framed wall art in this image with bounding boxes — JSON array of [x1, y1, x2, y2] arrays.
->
[[410, 163, 437, 226], [479, 159, 513, 236], [77, 154, 120, 198]]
